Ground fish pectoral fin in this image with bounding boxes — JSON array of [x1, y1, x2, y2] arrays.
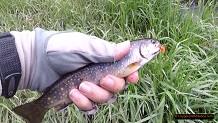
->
[[127, 62, 141, 70], [118, 62, 141, 77]]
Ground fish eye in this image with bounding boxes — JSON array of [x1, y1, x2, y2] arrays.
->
[[151, 40, 156, 44]]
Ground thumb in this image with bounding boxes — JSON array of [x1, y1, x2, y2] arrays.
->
[[114, 41, 130, 61]]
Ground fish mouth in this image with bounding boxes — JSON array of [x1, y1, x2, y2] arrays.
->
[[140, 43, 161, 58], [152, 45, 161, 55], [153, 50, 160, 55]]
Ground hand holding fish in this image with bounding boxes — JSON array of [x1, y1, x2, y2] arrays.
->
[[1, 28, 163, 123], [1, 28, 138, 112], [68, 39, 139, 111]]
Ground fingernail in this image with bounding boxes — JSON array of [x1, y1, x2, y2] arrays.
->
[[117, 40, 130, 51], [79, 83, 91, 94], [136, 73, 139, 82], [101, 75, 114, 88], [69, 90, 79, 100]]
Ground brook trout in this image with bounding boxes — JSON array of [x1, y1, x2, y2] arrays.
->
[[13, 39, 162, 123]]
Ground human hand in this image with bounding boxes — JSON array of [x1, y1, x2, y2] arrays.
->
[[69, 42, 139, 112], [11, 28, 139, 113]]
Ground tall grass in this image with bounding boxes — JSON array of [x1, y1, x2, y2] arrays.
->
[[0, 0, 218, 123]]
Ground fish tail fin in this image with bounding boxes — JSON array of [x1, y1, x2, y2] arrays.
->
[[13, 101, 48, 123]]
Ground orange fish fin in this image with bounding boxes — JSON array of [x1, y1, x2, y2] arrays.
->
[[13, 101, 48, 123], [127, 62, 141, 70], [118, 62, 141, 77]]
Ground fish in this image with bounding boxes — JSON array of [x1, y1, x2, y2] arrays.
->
[[13, 39, 162, 123]]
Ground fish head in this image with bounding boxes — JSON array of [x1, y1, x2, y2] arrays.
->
[[138, 39, 161, 65]]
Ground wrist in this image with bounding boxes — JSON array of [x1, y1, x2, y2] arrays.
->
[[0, 32, 22, 98]]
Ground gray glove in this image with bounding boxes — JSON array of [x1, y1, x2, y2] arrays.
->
[[10, 28, 120, 92]]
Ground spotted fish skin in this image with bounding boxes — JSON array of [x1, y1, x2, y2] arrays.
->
[[12, 39, 161, 123]]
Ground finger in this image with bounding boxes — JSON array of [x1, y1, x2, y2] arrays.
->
[[69, 89, 93, 111], [115, 41, 130, 61], [100, 74, 126, 93], [79, 82, 114, 103], [126, 71, 139, 83]]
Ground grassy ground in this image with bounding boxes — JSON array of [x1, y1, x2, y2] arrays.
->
[[0, 0, 218, 123]]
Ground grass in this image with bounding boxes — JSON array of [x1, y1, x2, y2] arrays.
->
[[0, 0, 218, 122]]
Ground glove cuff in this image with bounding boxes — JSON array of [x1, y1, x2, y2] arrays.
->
[[0, 32, 22, 98]]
